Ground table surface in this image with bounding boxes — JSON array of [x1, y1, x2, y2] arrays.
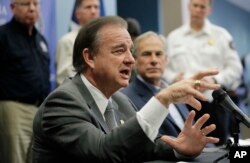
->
[[146, 147, 230, 163]]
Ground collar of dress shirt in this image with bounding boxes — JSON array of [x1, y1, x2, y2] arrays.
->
[[80, 74, 109, 116], [183, 19, 213, 36]]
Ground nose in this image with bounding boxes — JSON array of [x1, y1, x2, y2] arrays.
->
[[29, 2, 38, 10], [91, 6, 99, 15], [124, 51, 135, 65], [150, 53, 158, 61]]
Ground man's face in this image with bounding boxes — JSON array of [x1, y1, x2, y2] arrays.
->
[[91, 24, 135, 93], [11, 0, 40, 26], [189, 0, 211, 24], [135, 35, 167, 85], [76, 0, 100, 25]]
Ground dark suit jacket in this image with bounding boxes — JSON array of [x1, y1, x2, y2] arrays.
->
[[32, 74, 177, 163], [121, 77, 189, 137]]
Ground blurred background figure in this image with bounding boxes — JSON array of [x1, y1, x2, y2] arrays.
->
[[126, 17, 141, 41], [0, 0, 50, 162], [125, 17, 141, 82], [56, 0, 100, 85], [163, 0, 243, 146], [121, 31, 190, 138]]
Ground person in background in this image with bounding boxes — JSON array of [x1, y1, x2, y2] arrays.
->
[[0, 0, 50, 163], [32, 16, 221, 163], [121, 31, 190, 137], [56, 0, 100, 85], [163, 0, 243, 146], [126, 17, 141, 41]]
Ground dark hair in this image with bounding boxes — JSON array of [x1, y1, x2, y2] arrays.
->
[[190, 0, 213, 6], [73, 16, 128, 73], [75, 0, 84, 8], [126, 17, 141, 40]]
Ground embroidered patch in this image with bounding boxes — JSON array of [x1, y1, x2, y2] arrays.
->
[[40, 41, 48, 53], [229, 41, 235, 50]]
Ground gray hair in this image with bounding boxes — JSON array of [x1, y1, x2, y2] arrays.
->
[[133, 31, 167, 57]]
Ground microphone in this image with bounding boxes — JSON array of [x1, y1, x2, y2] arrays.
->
[[212, 89, 250, 128]]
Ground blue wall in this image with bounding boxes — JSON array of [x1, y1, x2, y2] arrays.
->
[[209, 0, 250, 57], [117, 0, 159, 33]]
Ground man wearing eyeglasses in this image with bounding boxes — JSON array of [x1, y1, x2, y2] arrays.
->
[[0, 0, 50, 163]]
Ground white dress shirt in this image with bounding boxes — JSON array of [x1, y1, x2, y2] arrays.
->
[[56, 29, 79, 85]]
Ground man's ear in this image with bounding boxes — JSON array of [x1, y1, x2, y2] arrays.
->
[[164, 55, 168, 65], [82, 48, 95, 69], [10, 3, 15, 11], [207, 7, 212, 16]]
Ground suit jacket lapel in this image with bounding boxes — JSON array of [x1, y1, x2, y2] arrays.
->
[[72, 74, 110, 133], [134, 77, 155, 104]]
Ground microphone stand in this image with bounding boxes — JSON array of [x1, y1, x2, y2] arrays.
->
[[231, 117, 240, 147], [213, 116, 240, 163]]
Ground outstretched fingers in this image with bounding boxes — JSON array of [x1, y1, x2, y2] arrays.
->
[[190, 68, 221, 91], [200, 124, 216, 136], [184, 87, 207, 110], [206, 137, 220, 144], [191, 68, 219, 80], [160, 135, 176, 149], [197, 80, 220, 90], [186, 97, 202, 110], [194, 114, 210, 129], [184, 110, 196, 128]]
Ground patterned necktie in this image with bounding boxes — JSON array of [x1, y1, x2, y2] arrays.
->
[[104, 101, 118, 131]]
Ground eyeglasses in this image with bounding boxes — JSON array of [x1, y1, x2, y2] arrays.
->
[[14, 1, 39, 7]]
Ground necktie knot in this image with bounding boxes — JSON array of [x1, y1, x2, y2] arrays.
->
[[104, 101, 117, 131]]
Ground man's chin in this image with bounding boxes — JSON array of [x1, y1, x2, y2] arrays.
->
[[120, 80, 129, 88]]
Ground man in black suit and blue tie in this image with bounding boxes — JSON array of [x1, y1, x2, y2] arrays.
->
[[32, 16, 221, 163], [121, 31, 189, 137]]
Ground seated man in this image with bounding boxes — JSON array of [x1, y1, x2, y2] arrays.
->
[[121, 31, 189, 137], [32, 16, 220, 163]]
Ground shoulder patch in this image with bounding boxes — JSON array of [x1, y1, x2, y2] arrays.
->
[[229, 41, 235, 50]]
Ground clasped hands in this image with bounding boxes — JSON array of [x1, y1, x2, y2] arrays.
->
[[156, 68, 221, 157]]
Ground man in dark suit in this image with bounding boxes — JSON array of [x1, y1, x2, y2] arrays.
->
[[121, 31, 189, 137], [32, 16, 221, 163]]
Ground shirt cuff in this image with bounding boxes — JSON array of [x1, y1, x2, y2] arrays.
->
[[136, 97, 169, 142]]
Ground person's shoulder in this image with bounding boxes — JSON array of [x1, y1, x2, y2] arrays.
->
[[0, 21, 11, 34], [49, 77, 83, 102], [120, 80, 137, 95], [209, 23, 232, 40], [113, 91, 128, 99], [113, 91, 138, 112], [58, 31, 78, 46], [58, 30, 78, 44], [167, 24, 186, 39]]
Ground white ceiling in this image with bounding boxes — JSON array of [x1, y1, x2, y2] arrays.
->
[[226, 0, 250, 13]]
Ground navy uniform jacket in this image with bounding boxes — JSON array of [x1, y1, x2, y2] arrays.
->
[[0, 18, 50, 105]]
